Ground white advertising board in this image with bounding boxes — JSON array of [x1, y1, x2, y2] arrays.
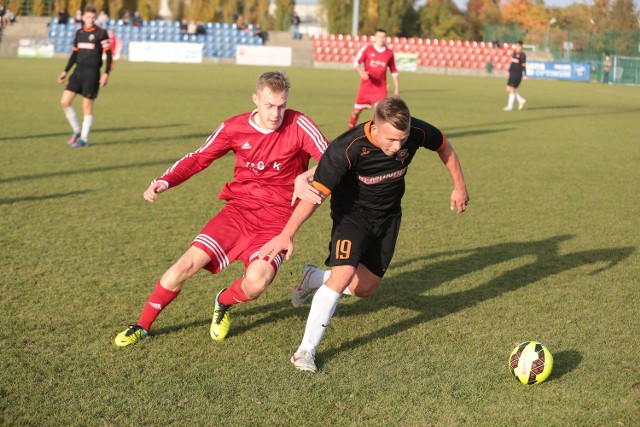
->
[[236, 45, 292, 67], [129, 42, 203, 63]]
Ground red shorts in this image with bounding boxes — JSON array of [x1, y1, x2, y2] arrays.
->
[[191, 203, 289, 274], [354, 79, 387, 110]]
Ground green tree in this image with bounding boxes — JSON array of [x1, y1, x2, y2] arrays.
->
[[419, 0, 469, 40], [376, 0, 415, 36], [466, 0, 502, 40], [320, 0, 354, 34], [274, 0, 293, 30]]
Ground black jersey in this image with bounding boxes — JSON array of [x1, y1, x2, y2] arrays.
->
[[66, 25, 110, 71], [509, 51, 527, 77], [312, 118, 445, 214]]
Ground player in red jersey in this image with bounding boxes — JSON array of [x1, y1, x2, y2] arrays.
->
[[114, 71, 329, 347], [348, 29, 399, 129], [260, 97, 468, 372], [57, 6, 111, 147]]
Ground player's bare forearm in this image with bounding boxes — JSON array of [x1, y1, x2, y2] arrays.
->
[[438, 142, 469, 213], [259, 200, 321, 261]]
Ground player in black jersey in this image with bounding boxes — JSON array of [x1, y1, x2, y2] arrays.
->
[[260, 97, 469, 372], [57, 6, 112, 147], [503, 40, 527, 111]]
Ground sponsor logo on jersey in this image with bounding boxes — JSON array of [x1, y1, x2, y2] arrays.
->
[[396, 148, 409, 163], [241, 141, 252, 150], [78, 42, 96, 50], [358, 166, 407, 185], [360, 147, 371, 156], [88, 34, 95, 41]]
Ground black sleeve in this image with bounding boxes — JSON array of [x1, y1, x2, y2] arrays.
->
[[410, 117, 445, 151], [64, 50, 77, 72], [104, 48, 112, 74], [521, 53, 527, 76], [313, 140, 354, 196]]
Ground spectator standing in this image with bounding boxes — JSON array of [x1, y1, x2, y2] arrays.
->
[[291, 11, 301, 40]]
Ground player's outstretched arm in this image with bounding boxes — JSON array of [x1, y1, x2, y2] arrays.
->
[[143, 181, 168, 203], [437, 142, 469, 213], [259, 200, 321, 262]]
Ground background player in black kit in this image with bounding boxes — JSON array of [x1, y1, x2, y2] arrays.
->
[[503, 40, 527, 111], [260, 96, 469, 372], [57, 6, 112, 147]]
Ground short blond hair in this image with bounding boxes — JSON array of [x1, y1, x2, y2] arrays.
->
[[256, 71, 290, 94], [374, 97, 411, 131]]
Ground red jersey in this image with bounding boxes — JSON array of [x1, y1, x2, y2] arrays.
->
[[353, 44, 398, 108], [156, 109, 328, 210]]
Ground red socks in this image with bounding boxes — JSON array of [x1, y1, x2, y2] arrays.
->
[[137, 280, 181, 331], [348, 113, 358, 128], [217, 278, 250, 306]]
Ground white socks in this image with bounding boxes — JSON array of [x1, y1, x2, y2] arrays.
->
[[63, 106, 80, 134], [507, 93, 516, 109], [515, 91, 525, 103], [309, 269, 331, 289], [309, 268, 352, 295], [297, 285, 340, 355], [81, 115, 93, 142]]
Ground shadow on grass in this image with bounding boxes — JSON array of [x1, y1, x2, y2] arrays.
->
[[97, 133, 206, 147], [0, 190, 93, 205], [447, 127, 515, 139], [213, 235, 634, 360], [0, 159, 176, 184], [0, 124, 187, 142], [547, 350, 583, 382]]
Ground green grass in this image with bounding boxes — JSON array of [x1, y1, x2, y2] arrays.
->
[[1, 58, 639, 426]]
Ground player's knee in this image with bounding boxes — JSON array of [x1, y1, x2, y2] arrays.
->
[[242, 270, 271, 299], [172, 256, 200, 278], [352, 286, 376, 298]]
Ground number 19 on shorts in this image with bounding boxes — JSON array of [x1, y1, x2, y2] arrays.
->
[[335, 239, 352, 259]]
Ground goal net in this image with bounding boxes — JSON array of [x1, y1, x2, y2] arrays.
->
[[612, 55, 640, 86]]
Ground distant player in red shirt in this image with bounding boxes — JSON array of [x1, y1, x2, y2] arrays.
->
[[349, 29, 399, 129], [115, 71, 329, 347], [57, 6, 111, 147]]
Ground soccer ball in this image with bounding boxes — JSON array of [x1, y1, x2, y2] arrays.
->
[[509, 341, 553, 385]]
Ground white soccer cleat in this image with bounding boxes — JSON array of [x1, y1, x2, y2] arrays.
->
[[291, 350, 317, 373], [291, 263, 318, 308], [503, 106, 513, 111], [518, 99, 526, 110]]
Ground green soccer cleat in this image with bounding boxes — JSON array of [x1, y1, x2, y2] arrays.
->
[[210, 290, 232, 341], [114, 324, 149, 347]]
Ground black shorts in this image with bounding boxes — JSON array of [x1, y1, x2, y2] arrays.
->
[[325, 207, 402, 278], [507, 73, 522, 88], [66, 67, 101, 99]]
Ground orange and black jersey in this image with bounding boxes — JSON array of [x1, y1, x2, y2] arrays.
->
[[312, 117, 446, 214], [509, 51, 527, 76], [64, 25, 112, 73]]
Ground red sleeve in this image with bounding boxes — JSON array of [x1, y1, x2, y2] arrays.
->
[[295, 114, 329, 162], [156, 123, 232, 188], [388, 50, 398, 74]]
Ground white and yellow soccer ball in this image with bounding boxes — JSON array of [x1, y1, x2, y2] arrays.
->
[[509, 341, 554, 385]]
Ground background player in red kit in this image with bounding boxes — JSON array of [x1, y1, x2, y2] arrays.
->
[[57, 6, 111, 148], [114, 71, 329, 347], [349, 29, 399, 129], [260, 97, 468, 372]]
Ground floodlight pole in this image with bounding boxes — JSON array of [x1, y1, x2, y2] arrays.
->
[[352, 0, 360, 36]]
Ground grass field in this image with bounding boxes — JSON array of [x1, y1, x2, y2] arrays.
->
[[1, 57, 639, 426]]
